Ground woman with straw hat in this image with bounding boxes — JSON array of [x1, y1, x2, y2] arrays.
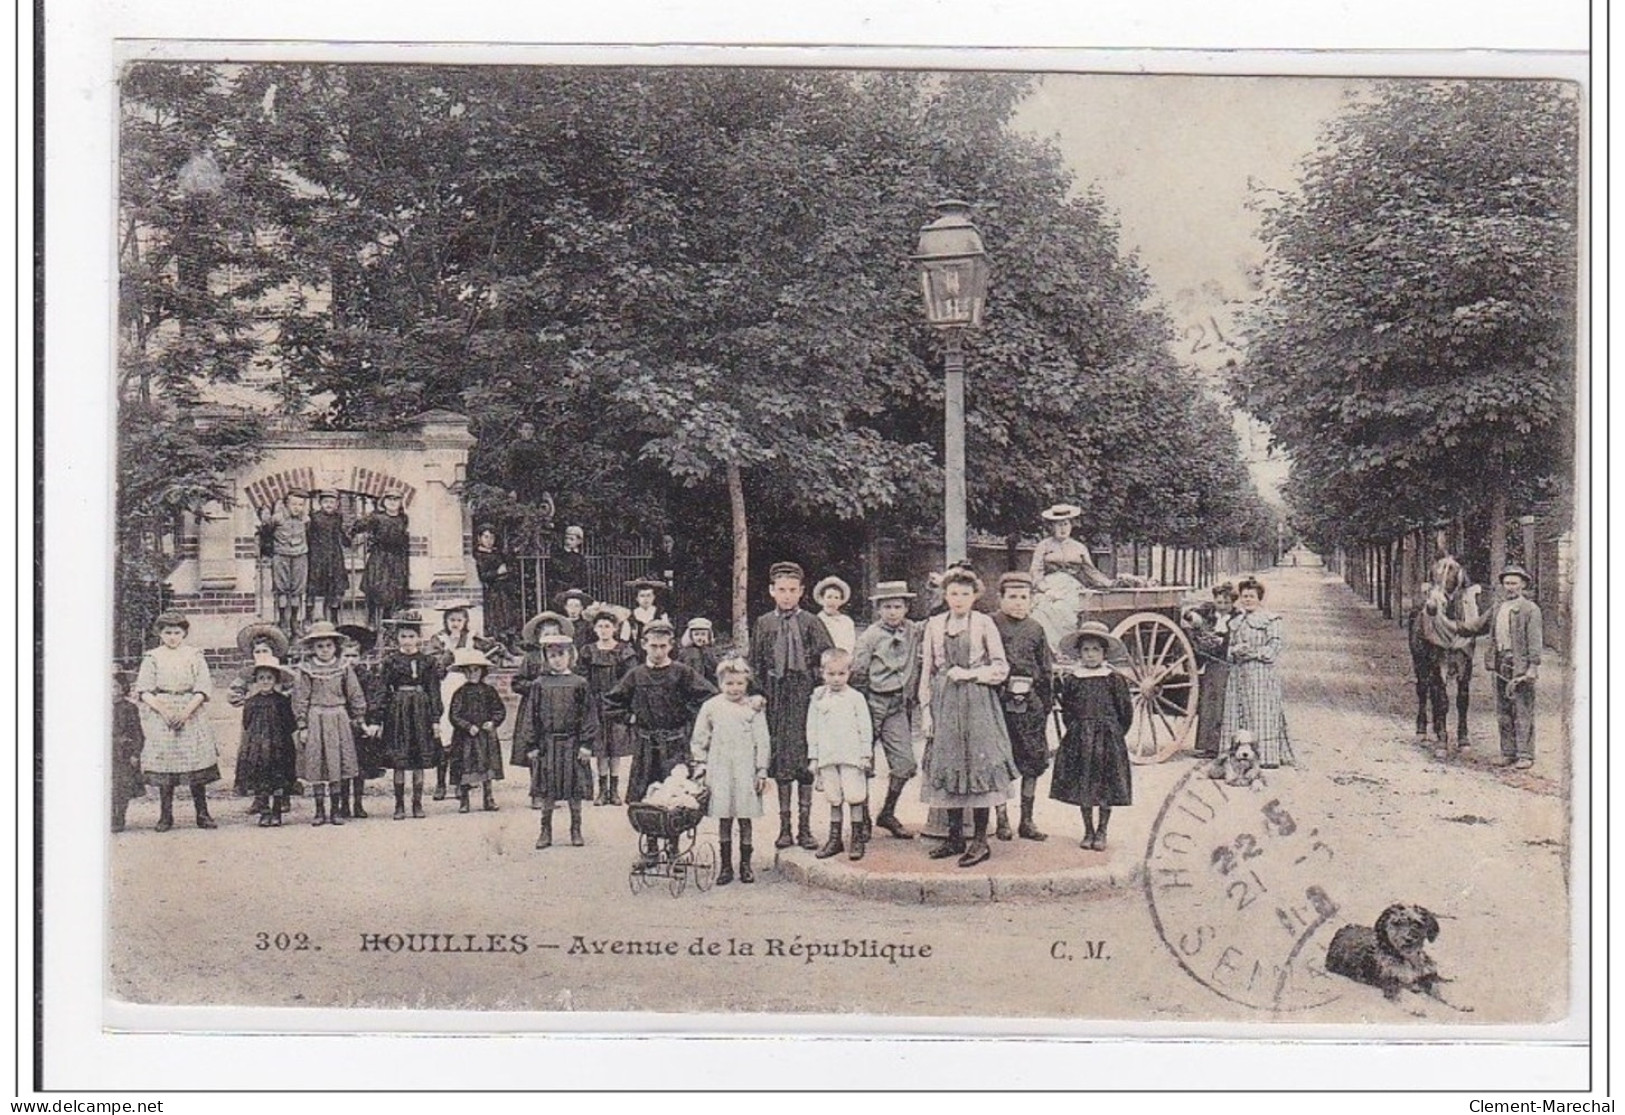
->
[[134, 612, 221, 832]]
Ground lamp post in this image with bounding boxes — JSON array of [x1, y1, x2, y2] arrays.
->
[[912, 200, 989, 565]]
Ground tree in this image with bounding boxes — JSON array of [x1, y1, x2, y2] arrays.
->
[[1232, 80, 1579, 564]]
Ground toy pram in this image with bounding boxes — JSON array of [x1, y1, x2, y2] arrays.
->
[[626, 788, 717, 896]]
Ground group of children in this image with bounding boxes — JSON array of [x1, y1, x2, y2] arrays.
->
[[114, 560, 1141, 875], [255, 486, 413, 637]]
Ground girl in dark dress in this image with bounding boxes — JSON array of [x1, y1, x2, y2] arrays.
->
[[111, 670, 145, 833], [352, 491, 411, 629], [524, 635, 599, 849], [509, 610, 575, 808], [447, 649, 506, 814], [473, 523, 522, 649], [578, 607, 638, 805], [237, 656, 300, 827], [1051, 624, 1136, 851], [373, 615, 443, 819]]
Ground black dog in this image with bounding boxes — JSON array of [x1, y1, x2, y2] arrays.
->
[[1325, 903, 1471, 1011]]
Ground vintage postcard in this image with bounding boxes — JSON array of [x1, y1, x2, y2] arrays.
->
[[34, 14, 1592, 1093]]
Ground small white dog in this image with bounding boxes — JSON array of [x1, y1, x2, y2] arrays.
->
[[1208, 730, 1264, 787]]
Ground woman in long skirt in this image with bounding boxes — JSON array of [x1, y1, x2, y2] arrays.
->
[[917, 569, 1018, 868], [134, 612, 220, 831], [1220, 577, 1295, 768]]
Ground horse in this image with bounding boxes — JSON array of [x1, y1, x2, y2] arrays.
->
[[1406, 556, 1482, 748]]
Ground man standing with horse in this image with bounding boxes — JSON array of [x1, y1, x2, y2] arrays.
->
[[1410, 547, 1483, 759], [1430, 563, 1543, 771]]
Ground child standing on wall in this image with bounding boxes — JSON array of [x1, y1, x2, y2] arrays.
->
[[806, 647, 875, 861], [259, 490, 312, 637]]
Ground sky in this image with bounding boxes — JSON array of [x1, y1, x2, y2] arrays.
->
[[1012, 74, 1360, 501]]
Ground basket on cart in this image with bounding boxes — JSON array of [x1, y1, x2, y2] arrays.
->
[[627, 788, 717, 897]]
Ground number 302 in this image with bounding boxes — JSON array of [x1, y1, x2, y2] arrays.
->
[[255, 931, 315, 951]]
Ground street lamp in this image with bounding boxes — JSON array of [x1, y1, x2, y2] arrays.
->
[[912, 199, 989, 564]]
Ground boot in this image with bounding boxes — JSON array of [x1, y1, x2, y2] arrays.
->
[[248, 794, 268, 816], [458, 787, 471, 814], [273, 792, 288, 826], [312, 792, 329, 826], [594, 775, 609, 806], [959, 808, 991, 867], [1018, 796, 1048, 841], [392, 782, 406, 821], [352, 777, 368, 819], [874, 776, 914, 839], [717, 841, 735, 886], [995, 804, 1014, 842], [775, 810, 795, 850], [1080, 807, 1097, 850], [192, 785, 217, 829], [738, 844, 755, 884], [328, 788, 345, 825], [815, 808, 845, 859], [569, 801, 583, 846], [257, 801, 274, 828], [928, 812, 966, 859], [1092, 808, 1111, 851], [483, 783, 499, 812], [796, 794, 818, 851], [609, 776, 624, 806], [411, 784, 425, 819], [433, 762, 448, 801], [535, 807, 553, 850], [849, 806, 868, 862], [155, 785, 175, 832]]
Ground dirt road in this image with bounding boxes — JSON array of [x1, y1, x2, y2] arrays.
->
[[107, 564, 1573, 1025]]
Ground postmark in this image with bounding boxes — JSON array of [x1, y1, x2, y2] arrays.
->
[[1143, 766, 1344, 1012]]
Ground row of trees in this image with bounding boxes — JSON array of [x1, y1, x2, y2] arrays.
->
[[119, 64, 1277, 636], [1232, 80, 1578, 579]]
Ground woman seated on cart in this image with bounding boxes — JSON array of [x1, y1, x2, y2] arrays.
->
[[1030, 503, 1114, 654]]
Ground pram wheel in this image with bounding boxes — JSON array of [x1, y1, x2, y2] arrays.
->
[[693, 841, 717, 892]]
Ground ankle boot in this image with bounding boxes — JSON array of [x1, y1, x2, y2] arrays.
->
[[815, 818, 845, 859], [929, 813, 966, 859], [995, 804, 1013, 841], [156, 786, 175, 832], [352, 778, 368, 819], [535, 808, 553, 850], [874, 778, 913, 839], [957, 837, 991, 868], [248, 793, 268, 816], [594, 776, 608, 806], [328, 788, 345, 825], [569, 801, 583, 845], [483, 783, 499, 812], [1092, 809, 1111, 851], [458, 787, 471, 813], [717, 841, 735, 885], [192, 785, 217, 829], [273, 792, 288, 826], [312, 792, 329, 826], [257, 802, 275, 827], [393, 783, 407, 820], [1080, 808, 1097, 850], [849, 808, 869, 862], [411, 785, 425, 818], [738, 844, 755, 883], [775, 810, 795, 850], [1018, 796, 1047, 841], [796, 796, 818, 851], [609, 776, 623, 806], [433, 763, 448, 801]]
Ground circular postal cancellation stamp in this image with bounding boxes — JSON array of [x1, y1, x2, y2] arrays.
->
[[1143, 766, 1344, 1013]]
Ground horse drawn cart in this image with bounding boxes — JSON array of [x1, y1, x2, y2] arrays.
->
[[1035, 577, 1200, 765]]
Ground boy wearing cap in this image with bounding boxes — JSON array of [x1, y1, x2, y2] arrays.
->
[[306, 490, 350, 624], [750, 561, 836, 851], [1432, 564, 1544, 770], [992, 571, 1056, 841], [602, 621, 717, 804], [677, 617, 725, 680], [259, 490, 312, 636], [850, 580, 924, 839]]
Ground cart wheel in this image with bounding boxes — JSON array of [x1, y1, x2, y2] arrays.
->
[[1112, 611, 1199, 765], [693, 840, 718, 892], [668, 857, 689, 897]]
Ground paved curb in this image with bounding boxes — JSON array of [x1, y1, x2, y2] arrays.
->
[[773, 848, 1144, 904]]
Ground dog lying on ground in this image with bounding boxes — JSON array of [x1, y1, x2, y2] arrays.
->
[[1206, 731, 1264, 787], [1324, 903, 1472, 1012]]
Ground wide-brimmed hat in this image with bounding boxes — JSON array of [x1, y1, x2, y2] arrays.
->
[[236, 622, 290, 658], [624, 577, 668, 594], [249, 650, 296, 685], [300, 620, 345, 645], [522, 611, 577, 645], [583, 602, 631, 627], [1040, 503, 1083, 522], [451, 647, 495, 672], [554, 588, 593, 609], [813, 576, 851, 603], [1059, 621, 1130, 666], [536, 633, 576, 652], [335, 623, 378, 653], [1499, 563, 1533, 584], [869, 580, 916, 602], [439, 600, 473, 616], [381, 611, 424, 632]]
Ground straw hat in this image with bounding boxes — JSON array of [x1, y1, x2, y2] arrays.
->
[[300, 620, 345, 645], [450, 647, 495, 672], [813, 576, 851, 603], [624, 577, 668, 594], [522, 611, 577, 645], [249, 650, 296, 685], [554, 588, 594, 609], [335, 623, 378, 653], [236, 622, 290, 658], [381, 610, 425, 632], [1059, 621, 1130, 667], [869, 580, 916, 602], [1040, 503, 1083, 522]]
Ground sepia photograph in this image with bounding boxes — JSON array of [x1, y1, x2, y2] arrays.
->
[[95, 54, 1583, 1034]]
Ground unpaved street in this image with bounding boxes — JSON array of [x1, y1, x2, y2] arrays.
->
[[108, 564, 1572, 1025]]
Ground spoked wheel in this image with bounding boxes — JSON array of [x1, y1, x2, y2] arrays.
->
[[668, 852, 690, 897], [692, 840, 718, 892], [1112, 612, 1199, 764]]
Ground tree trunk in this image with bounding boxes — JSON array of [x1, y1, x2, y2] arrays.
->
[[727, 462, 749, 648], [1489, 491, 1508, 581]]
